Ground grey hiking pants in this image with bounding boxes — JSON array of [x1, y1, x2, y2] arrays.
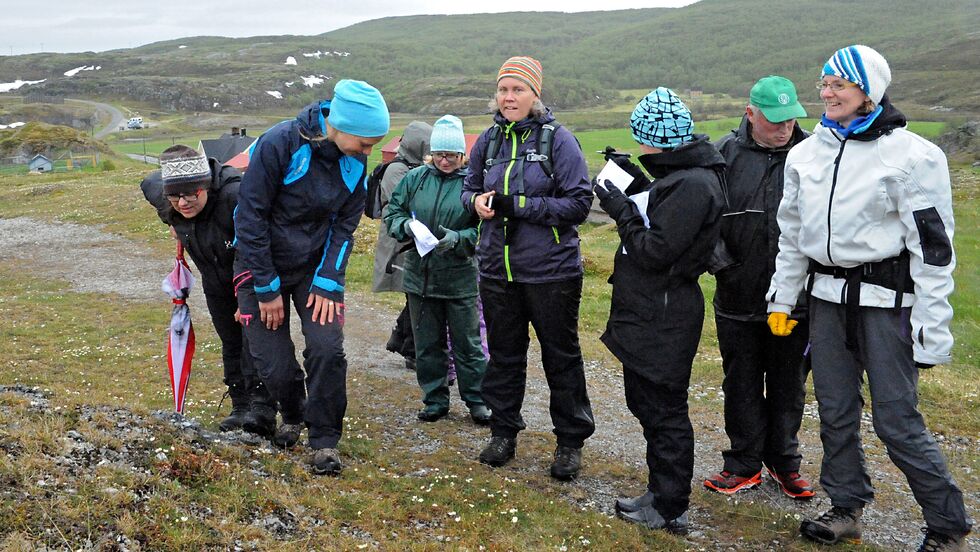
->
[[809, 297, 972, 535]]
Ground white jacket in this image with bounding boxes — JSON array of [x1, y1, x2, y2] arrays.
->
[[767, 118, 955, 365]]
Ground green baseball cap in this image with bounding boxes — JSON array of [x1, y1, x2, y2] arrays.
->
[[749, 75, 807, 123]]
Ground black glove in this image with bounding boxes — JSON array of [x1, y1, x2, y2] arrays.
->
[[611, 156, 652, 195], [592, 177, 612, 201], [594, 179, 628, 218], [494, 193, 517, 218]]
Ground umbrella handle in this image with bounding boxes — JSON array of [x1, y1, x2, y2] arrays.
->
[[176, 241, 190, 268]]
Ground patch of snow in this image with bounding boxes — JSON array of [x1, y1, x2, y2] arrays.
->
[[284, 82, 294, 88], [64, 65, 98, 77], [300, 75, 324, 87], [213, 102, 219, 108], [0, 79, 45, 93], [334, 51, 350, 57], [179, 45, 187, 49], [0, 122, 26, 130], [303, 51, 322, 59], [266, 91, 283, 100], [284, 56, 297, 66]]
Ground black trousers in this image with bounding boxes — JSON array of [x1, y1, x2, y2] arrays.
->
[[203, 292, 272, 409], [623, 360, 695, 521], [716, 316, 809, 475], [479, 276, 595, 448], [237, 270, 347, 449]]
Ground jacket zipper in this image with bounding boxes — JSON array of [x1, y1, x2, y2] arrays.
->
[[502, 122, 518, 282], [826, 138, 847, 264]]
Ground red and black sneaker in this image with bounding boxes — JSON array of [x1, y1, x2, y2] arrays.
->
[[703, 470, 762, 495], [766, 466, 816, 499]]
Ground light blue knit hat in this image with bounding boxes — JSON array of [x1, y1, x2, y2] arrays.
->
[[326, 79, 390, 138], [822, 45, 891, 105], [429, 115, 466, 154], [630, 87, 694, 149]]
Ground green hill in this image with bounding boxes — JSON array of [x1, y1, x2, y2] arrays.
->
[[0, 0, 977, 115]]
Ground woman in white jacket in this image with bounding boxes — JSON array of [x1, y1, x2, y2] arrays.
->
[[766, 45, 972, 550]]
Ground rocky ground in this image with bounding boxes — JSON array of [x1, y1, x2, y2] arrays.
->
[[0, 216, 976, 551]]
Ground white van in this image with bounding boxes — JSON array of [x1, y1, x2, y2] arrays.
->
[[127, 117, 143, 129]]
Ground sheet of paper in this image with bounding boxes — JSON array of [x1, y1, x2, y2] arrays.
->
[[595, 159, 634, 193], [629, 191, 651, 228], [408, 219, 439, 257]]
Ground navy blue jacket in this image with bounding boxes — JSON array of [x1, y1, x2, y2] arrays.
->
[[235, 101, 367, 302], [461, 110, 591, 283]]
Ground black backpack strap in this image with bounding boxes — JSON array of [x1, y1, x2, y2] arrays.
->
[[533, 123, 559, 179], [483, 125, 504, 176]]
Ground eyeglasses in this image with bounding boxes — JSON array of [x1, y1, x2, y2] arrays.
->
[[166, 189, 204, 202], [816, 80, 860, 92], [432, 152, 461, 161]]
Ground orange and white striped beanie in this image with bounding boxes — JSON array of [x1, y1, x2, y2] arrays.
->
[[497, 56, 543, 97]]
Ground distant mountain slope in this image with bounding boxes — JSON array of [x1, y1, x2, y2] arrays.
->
[[0, 0, 977, 114]]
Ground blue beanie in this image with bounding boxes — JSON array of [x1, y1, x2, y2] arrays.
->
[[429, 115, 466, 153], [630, 87, 694, 149], [326, 79, 390, 138]]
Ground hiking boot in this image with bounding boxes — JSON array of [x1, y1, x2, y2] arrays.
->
[[703, 469, 762, 495], [272, 423, 303, 449], [765, 465, 815, 499], [218, 405, 249, 432], [241, 405, 277, 437], [417, 406, 449, 422], [800, 506, 863, 545], [311, 448, 343, 476], [917, 528, 969, 552], [478, 436, 516, 467], [550, 445, 582, 481], [615, 490, 655, 513], [468, 404, 491, 426], [617, 505, 689, 535]]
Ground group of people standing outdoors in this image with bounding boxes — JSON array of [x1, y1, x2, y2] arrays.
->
[[140, 45, 971, 550]]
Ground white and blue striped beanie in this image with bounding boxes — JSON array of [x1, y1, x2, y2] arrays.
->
[[822, 45, 891, 105], [630, 87, 694, 149]]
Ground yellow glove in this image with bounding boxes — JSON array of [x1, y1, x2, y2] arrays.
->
[[767, 312, 799, 336]]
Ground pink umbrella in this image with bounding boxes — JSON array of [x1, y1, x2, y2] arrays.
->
[[161, 242, 196, 413]]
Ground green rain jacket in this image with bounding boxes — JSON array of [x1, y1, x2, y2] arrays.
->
[[385, 164, 480, 299]]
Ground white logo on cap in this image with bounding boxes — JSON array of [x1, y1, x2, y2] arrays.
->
[[778, 93, 790, 105]]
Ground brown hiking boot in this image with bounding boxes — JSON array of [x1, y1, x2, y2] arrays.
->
[[800, 506, 863, 545], [917, 528, 969, 552]]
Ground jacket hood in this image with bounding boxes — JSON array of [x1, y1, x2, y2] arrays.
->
[[397, 121, 433, 165], [733, 114, 808, 151], [638, 135, 726, 179], [492, 106, 556, 131], [296, 101, 326, 138]]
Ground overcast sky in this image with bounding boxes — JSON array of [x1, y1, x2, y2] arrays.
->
[[1, 1, 697, 55]]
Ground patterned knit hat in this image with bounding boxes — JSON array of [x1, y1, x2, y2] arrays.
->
[[630, 87, 694, 149], [497, 56, 543, 97], [429, 115, 466, 154], [160, 144, 211, 195], [822, 45, 891, 105]]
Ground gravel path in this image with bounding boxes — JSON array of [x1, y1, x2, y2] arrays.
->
[[1, 215, 975, 550]]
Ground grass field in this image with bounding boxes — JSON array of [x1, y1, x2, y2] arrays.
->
[[0, 159, 974, 549]]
